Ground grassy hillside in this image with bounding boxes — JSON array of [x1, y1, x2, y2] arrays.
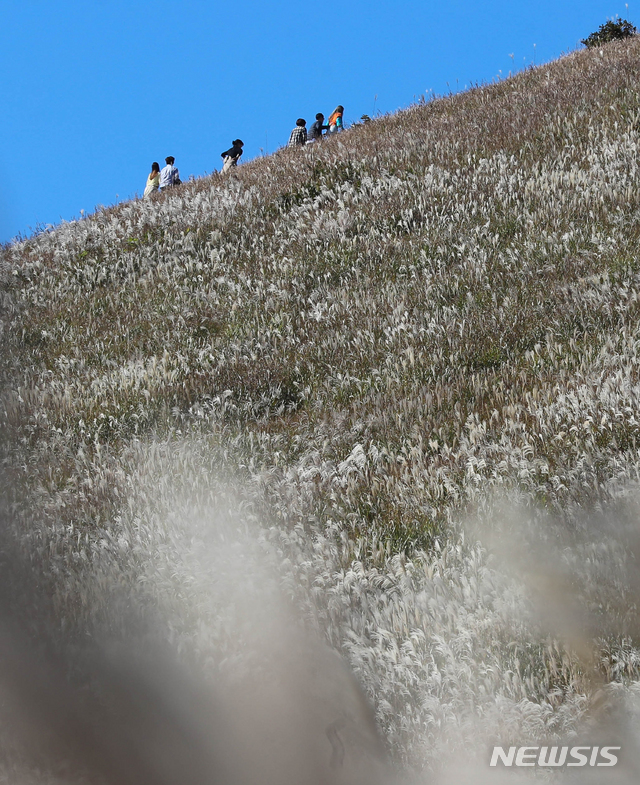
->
[[4, 37, 640, 781]]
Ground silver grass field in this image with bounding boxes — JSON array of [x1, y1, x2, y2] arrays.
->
[[3, 37, 640, 783]]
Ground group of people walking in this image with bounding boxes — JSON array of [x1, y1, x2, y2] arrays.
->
[[142, 104, 343, 198], [287, 106, 344, 147]]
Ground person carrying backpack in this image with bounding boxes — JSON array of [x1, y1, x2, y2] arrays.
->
[[221, 140, 244, 173], [327, 106, 344, 134]]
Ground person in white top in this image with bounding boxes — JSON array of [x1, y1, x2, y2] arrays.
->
[[159, 156, 181, 188]]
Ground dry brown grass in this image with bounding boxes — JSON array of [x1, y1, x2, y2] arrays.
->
[[3, 37, 640, 779]]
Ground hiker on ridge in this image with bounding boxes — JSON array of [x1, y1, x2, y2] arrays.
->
[[288, 118, 307, 147], [159, 156, 181, 189], [143, 162, 161, 197], [307, 113, 328, 142], [221, 139, 244, 173], [327, 105, 344, 134]]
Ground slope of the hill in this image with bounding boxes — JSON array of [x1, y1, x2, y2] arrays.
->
[[3, 39, 640, 780]]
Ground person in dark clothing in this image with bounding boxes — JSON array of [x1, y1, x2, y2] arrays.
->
[[221, 139, 244, 173], [307, 113, 328, 142]]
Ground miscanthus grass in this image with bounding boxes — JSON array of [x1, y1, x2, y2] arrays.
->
[[3, 37, 640, 780]]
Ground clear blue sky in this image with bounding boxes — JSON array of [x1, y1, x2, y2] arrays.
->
[[1, 0, 633, 243]]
